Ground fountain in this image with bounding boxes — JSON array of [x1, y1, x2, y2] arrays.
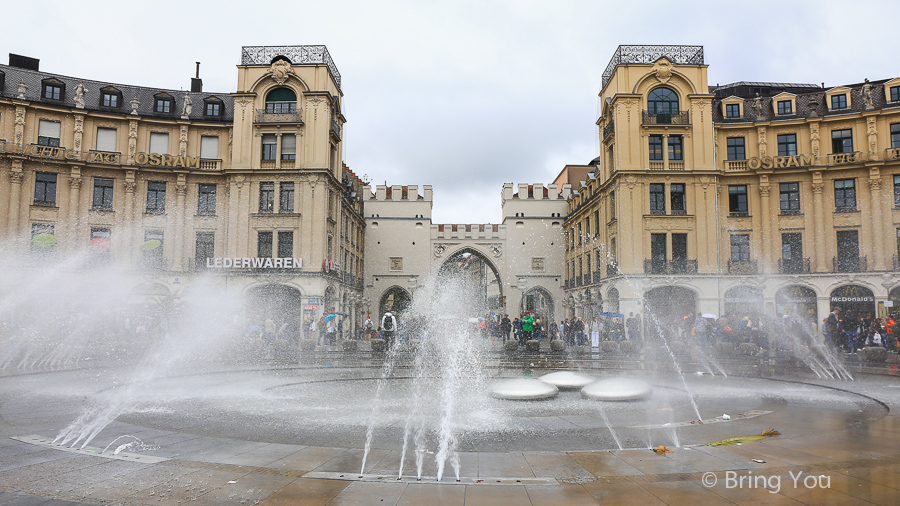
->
[[0, 238, 892, 505]]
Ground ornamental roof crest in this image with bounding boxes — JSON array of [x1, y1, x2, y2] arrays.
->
[[268, 60, 294, 85]]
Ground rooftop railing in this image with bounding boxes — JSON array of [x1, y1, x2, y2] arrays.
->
[[602, 45, 704, 89]]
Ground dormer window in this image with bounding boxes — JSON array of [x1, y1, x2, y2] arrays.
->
[[204, 97, 224, 118], [725, 103, 740, 118], [99, 87, 122, 109], [777, 100, 792, 115], [154, 93, 174, 114], [891, 86, 900, 103], [41, 78, 64, 101], [831, 94, 847, 110]]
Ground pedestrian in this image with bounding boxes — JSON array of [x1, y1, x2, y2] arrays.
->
[[534, 319, 543, 341], [364, 315, 374, 340], [824, 307, 842, 350], [590, 317, 601, 348], [325, 314, 337, 345], [574, 317, 585, 346], [264, 318, 276, 345], [381, 309, 397, 348], [626, 312, 641, 341], [500, 314, 512, 342], [522, 312, 534, 343]]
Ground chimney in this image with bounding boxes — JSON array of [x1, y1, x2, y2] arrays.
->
[[191, 62, 202, 93], [9, 53, 39, 71]]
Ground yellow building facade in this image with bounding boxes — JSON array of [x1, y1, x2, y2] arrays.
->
[[563, 45, 900, 328], [0, 47, 366, 333]]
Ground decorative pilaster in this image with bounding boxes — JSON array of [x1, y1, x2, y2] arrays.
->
[[867, 117, 878, 154], [173, 183, 187, 271], [7, 160, 24, 244], [811, 176, 826, 272], [868, 176, 886, 270], [756, 126, 767, 158], [662, 134, 669, 171], [758, 182, 771, 270], [124, 171, 137, 265], [809, 121, 820, 157], [179, 125, 188, 156], [67, 167, 83, 252], [128, 120, 138, 157], [14, 106, 25, 145], [73, 112, 85, 152], [275, 132, 282, 170]]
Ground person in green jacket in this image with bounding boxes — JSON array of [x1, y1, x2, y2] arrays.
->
[[522, 312, 534, 341]]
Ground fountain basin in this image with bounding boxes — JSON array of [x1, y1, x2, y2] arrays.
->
[[538, 371, 595, 389], [581, 377, 652, 401], [490, 378, 558, 400]]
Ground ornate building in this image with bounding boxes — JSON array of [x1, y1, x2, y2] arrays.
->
[[0, 47, 366, 332], [563, 45, 900, 329]]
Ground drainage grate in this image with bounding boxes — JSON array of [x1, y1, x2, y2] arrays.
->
[[11, 435, 170, 464]]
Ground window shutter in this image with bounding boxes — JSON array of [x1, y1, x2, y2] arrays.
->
[[200, 136, 219, 158], [38, 120, 61, 138], [281, 134, 296, 155], [96, 128, 117, 152], [149, 133, 169, 154]]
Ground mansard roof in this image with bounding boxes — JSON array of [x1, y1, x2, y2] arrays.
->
[[0, 64, 233, 121]]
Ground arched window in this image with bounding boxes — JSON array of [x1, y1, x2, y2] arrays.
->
[[265, 88, 297, 114], [647, 87, 679, 114]]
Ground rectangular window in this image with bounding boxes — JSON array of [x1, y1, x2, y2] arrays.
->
[[668, 135, 683, 160], [200, 136, 219, 159], [205, 102, 221, 116], [281, 134, 296, 160], [832, 129, 853, 153], [195, 232, 215, 269], [155, 98, 172, 113], [593, 210, 600, 235], [279, 182, 295, 212], [609, 191, 616, 220], [730, 234, 750, 262], [891, 123, 900, 149], [146, 181, 166, 213], [777, 134, 797, 156], [102, 92, 118, 108], [198, 184, 216, 215], [96, 127, 117, 152], [43, 83, 62, 100], [728, 185, 748, 213], [670, 183, 686, 213], [672, 233, 687, 260], [779, 182, 800, 212], [649, 135, 663, 160], [831, 94, 847, 110], [277, 231, 293, 258], [777, 100, 793, 115], [37, 120, 61, 147], [725, 103, 740, 118], [257, 231, 273, 258], [31, 223, 55, 256], [266, 102, 296, 114], [836, 230, 860, 272], [892, 86, 900, 103], [781, 233, 803, 273], [149, 132, 169, 154], [650, 233, 667, 274], [834, 179, 856, 210], [142, 230, 164, 270], [89, 228, 111, 264], [262, 134, 277, 161], [92, 177, 114, 209], [259, 182, 275, 213], [34, 172, 57, 205], [726, 137, 745, 160], [649, 183, 665, 213], [894, 175, 900, 207]]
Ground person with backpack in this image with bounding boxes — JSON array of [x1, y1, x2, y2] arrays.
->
[[381, 309, 397, 348]]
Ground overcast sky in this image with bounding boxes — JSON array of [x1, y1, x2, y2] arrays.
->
[[7, 0, 898, 223]]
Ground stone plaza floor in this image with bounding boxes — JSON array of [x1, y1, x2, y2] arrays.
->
[[2, 345, 900, 505]]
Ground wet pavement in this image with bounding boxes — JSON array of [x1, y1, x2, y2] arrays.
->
[[2, 348, 900, 505]]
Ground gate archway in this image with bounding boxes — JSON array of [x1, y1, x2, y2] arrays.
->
[[379, 286, 412, 317], [437, 248, 504, 317], [522, 286, 554, 324]]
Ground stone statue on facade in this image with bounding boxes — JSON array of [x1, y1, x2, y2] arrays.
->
[[752, 93, 765, 119], [16, 82, 27, 100], [862, 79, 874, 110], [130, 97, 141, 115], [74, 82, 87, 109], [181, 93, 193, 118]]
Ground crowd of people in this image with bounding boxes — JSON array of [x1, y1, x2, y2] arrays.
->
[[823, 307, 898, 354]]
